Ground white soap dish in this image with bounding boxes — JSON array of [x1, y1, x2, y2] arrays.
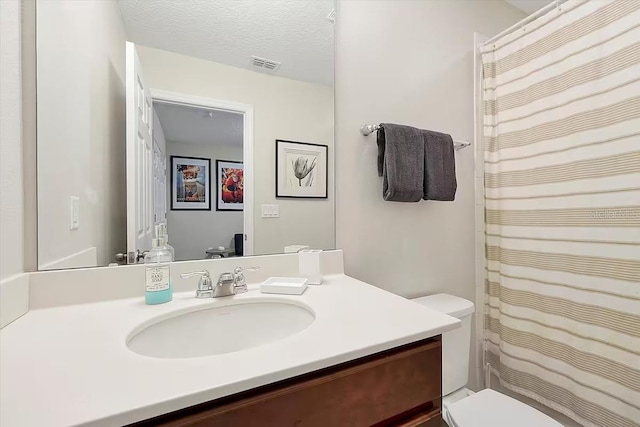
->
[[261, 277, 308, 295]]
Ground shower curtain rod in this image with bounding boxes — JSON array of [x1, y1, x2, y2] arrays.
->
[[482, 0, 568, 47]]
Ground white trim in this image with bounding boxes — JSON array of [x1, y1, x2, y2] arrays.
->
[[149, 89, 255, 256], [125, 41, 137, 256], [242, 107, 254, 256]]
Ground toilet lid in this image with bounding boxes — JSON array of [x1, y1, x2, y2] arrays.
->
[[446, 389, 563, 427]]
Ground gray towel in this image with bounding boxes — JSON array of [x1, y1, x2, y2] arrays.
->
[[422, 130, 457, 201], [377, 123, 424, 202]]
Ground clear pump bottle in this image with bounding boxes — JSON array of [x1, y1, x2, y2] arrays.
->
[[158, 223, 175, 261], [144, 238, 173, 305]]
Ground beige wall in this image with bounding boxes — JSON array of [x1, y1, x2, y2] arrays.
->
[[335, 0, 525, 390], [137, 46, 335, 255], [36, 0, 127, 269], [166, 142, 243, 261], [0, 0, 24, 280]]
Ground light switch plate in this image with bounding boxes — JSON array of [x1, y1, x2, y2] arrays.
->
[[261, 204, 279, 218], [70, 196, 79, 230]]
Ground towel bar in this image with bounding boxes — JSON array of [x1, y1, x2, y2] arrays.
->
[[360, 124, 471, 151]]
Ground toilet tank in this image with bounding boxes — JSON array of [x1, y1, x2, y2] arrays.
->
[[411, 294, 475, 395]]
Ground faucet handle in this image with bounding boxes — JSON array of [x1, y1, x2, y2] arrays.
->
[[232, 266, 260, 294], [180, 270, 213, 298], [180, 270, 210, 280]]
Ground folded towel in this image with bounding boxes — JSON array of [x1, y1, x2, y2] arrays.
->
[[422, 130, 457, 201], [377, 123, 424, 202]]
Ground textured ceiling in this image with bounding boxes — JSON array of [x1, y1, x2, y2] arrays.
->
[[118, 0, 335, 86], [505, 0, 554, 14], [154, 102, 243, 147]]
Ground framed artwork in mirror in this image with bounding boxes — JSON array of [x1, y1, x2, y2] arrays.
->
[[171, 156, 211, 210], [216, 160, 244, 211], [276, 140, 328, 198]]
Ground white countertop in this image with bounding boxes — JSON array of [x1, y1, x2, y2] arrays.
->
[[0, 274, 459, 427]]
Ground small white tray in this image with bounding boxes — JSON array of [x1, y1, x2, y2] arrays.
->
[[260, 277, 308, 295]]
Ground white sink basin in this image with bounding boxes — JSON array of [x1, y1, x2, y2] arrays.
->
[[127, 300, 315, 359]]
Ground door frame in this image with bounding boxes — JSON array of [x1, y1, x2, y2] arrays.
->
[[150, 89, 255, 256]]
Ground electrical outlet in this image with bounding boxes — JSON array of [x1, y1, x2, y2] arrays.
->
[[70, 196, 80, 230], [261, 204, 279, 218]]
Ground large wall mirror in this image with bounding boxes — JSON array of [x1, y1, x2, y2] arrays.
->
[[36, 0, 335, 270]]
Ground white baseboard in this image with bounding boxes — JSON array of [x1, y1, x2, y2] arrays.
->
[[39, 247, 97, 270], [0, 273, 29, 328]]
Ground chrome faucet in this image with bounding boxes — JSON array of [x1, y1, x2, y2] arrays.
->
[[181, 267, 259, 298], [214, 272, 236, 297]]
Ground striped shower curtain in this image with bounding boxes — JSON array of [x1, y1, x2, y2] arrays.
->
[[481, 1, 640, 426]]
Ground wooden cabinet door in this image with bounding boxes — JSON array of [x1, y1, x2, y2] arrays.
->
[[133, 337, 442, 427]]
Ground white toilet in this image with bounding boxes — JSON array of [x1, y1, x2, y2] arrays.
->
[[412, 293, 563, 427]]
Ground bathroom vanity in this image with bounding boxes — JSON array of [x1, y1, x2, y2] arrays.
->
[[0, 261, 459, 427], [134, 337, 443, 427]]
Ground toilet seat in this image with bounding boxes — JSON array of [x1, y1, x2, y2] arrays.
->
[[444, 389, 563, 427]]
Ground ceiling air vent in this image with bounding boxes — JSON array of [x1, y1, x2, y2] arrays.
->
[[251, 55, 281, 72]]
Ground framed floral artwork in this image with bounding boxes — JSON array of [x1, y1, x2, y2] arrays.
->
[[170, 156, 211, 210], [216, 160, 244, 211], [276, 140, 328, 198]]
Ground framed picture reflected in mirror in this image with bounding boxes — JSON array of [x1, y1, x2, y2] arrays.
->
[[171, 156, 211, 210], [216, 160, 244, 211]]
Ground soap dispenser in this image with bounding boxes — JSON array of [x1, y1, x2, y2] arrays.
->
[[144, 238, 173, 305], [158, 223, 175, 261]]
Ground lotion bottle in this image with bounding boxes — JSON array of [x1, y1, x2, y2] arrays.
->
[[144, 238, 173, 305]]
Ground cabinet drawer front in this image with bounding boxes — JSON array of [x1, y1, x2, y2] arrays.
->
[[146, 338, 442, 427], [393, 407, 443, 427]]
